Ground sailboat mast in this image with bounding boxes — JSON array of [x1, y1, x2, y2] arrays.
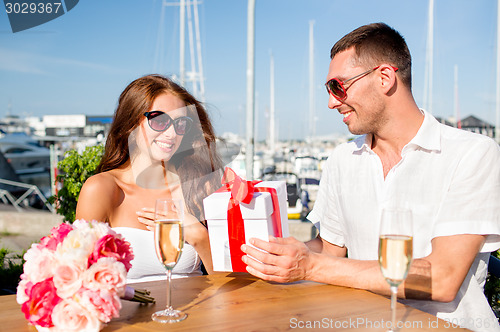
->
[[193, 2, 205, 101], [454, 65, 461, 129], [246, 0, 256, 180], [161, 1, 204, 101], [423, 0, 434, 114], [186, 2, 197, 96], [269, 52, 276, 152], [179, 0, 186, 85], [309, 20, 315, 138], [496, 0, 500, 143]]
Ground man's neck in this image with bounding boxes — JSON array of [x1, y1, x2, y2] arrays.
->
[[370, 104, 424, 178]]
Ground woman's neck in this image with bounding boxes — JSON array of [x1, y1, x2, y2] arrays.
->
[[125, 154, 177, 190]]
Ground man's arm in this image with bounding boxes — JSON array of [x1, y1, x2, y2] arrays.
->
[[304, 235, 346, 256], [241, 233, 485, 302], [412, 234, 485, 302]]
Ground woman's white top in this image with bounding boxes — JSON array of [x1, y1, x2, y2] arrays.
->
[[113, 227, 202, 283]]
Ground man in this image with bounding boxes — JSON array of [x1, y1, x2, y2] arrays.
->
[[241, 23, 500, 331]]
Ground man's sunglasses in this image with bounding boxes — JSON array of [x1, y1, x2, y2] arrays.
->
[[143, 111, 193, 135], [325, 66, 398, 102]]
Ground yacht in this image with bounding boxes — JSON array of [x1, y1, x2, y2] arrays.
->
[[261, 170, 308, 220], [0, 133, 51, 176], [294, 155, 321, 203]]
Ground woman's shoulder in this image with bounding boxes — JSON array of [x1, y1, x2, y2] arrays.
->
[[76, 171, 124, 222], [80, 171, 122, 198], [84, 171, 118, 187]]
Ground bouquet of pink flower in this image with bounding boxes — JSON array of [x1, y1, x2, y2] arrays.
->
[[16, 219, 135, 332]]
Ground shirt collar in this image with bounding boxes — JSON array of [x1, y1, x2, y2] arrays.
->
[[352, 134, 371, 152], [405, 109, 441, 153], [352, 109, 441, 153]]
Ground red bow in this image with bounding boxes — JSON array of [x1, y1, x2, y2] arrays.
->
[[221, 167, 256, 204]]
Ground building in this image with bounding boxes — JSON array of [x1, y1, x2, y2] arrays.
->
[[43, 114, 113, 138], [435, 114, 496, 139], [460, 115, 495, 138]]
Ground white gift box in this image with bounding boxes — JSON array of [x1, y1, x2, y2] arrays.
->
[[203, 181, 289, 272]]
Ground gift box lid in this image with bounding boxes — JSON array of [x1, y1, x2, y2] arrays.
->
[[254, 181, 287, 196], [203, 191, 273, 220]]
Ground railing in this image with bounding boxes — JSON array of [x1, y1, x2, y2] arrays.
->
[[0, 178, 54, 212]]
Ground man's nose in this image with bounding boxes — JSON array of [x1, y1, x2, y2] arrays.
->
[[328, 93, 343, 109]]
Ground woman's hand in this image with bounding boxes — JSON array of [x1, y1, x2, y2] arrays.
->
[[137, 207, 214, 273], [136, 208, 155, 231], [137, 208, 208, 247]]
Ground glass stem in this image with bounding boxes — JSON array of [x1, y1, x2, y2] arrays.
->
[[166, 268, 173, 311], [390, 285, 398, 331]]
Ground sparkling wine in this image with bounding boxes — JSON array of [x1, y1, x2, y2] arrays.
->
[[378, 234, 413, 286], [155, 219, 184, 269]]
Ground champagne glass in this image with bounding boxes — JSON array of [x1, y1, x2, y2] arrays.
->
[[378, 208, 413, 332], [151, 198, 187, 323]]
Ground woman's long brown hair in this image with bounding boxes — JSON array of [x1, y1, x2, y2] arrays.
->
[[97, 74, 223, 221]]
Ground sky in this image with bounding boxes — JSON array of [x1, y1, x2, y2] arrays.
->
[[0, 0, 498, 141]]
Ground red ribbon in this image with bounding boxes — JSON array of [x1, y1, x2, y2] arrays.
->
[[216, 168, 283, 272], [254, 186, 283, 238]]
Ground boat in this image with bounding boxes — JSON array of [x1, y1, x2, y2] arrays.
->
[[0, 133, 54, 210], [0, 148, 22, 192], [294, 155, 321, 204], [299, 177, 320, 204], [0, 133, 51, 176], [261, 170, 309, 220], [0, 133, 52, 199]]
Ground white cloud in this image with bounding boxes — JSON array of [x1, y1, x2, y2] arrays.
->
[[0, 47, 117, 75], [0, 48, 47, 74]]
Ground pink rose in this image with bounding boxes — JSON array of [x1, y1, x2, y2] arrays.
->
[[51, 298, 101, 332], [84, 257, 127, 294], [53, 263, 83, 299], [78, 288, 121, 323], [88, 235, 134, 271], [39, 223, 74, 251], [16, 277, 32, 304], [21, 278, 61, 328], [23, 246, 56, 283]]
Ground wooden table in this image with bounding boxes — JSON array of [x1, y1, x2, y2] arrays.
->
[[2, 273, 469, 331]]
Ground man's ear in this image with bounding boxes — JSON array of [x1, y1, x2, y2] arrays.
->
[[379, 65, 398, 96]]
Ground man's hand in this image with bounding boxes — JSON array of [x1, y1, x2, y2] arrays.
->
[[241, 236, 314, 283]]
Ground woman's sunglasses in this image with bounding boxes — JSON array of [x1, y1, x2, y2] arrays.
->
[[325, 66, 398, 102], [143, 111, 193, 135]]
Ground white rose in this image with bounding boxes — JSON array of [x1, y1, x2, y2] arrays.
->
[[55, 229, 94, 266]]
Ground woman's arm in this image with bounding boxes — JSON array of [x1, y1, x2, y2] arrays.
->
[[184, 214, 214, 274]]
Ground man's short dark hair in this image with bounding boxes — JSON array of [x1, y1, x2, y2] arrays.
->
[[330, 22, 412, 88]]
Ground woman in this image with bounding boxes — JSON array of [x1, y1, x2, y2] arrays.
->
[[76, 74, 223, 282]]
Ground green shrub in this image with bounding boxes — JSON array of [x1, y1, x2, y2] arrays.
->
[[0, 248, 25, 295], [49, 145, 104, 223]]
